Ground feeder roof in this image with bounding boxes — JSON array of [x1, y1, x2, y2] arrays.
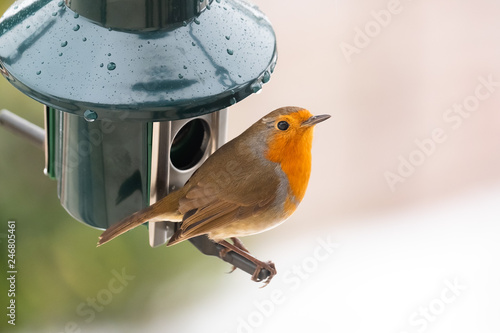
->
[[0, 0, 277, 121]]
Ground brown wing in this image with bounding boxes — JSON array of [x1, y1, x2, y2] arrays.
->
[[167, 138, 281, 245]]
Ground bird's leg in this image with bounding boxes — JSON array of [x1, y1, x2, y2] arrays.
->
[[219, 237, 250, 273], [219, 237, 250, 257], [231, 237, 250, 253], [218, 239, 277, 286]]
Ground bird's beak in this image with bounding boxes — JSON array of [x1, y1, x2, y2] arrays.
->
[[301, 114, 331, 127]]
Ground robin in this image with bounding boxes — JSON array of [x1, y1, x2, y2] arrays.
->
[[98, 106, 330, 285]]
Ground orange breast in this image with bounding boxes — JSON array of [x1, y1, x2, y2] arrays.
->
[[265, 118, 314, 214]]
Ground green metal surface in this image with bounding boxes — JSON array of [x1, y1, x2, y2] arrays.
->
[[53, 110, 150, 228], [146, 121, 153, 209], [67, 0, 210, 31], [45, 106, 56, 179]]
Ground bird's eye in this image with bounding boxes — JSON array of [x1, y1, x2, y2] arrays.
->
[[277, 121, 289, 131]]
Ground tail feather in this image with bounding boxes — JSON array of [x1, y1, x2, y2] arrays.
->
[[97, 206, 157, 246], [166, 229, 185, 247], [97, 191, 183, 246]]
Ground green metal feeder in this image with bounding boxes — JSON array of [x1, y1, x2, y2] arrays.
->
[[0, 0, 277, 279]]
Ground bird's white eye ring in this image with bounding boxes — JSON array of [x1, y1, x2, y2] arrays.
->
[[277, 121, 289, 131]]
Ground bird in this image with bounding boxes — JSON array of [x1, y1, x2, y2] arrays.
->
[[98, 106, 330, 285]]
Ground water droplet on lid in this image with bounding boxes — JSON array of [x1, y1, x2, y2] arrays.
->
[[52, 12, 57, 16], [229, 97, 236, 105], [82, 37, 87, 41], [194, 18, 200, 25], [251, 81, 262, 93], [61, 41, 68, 47], [107, 62, 116, 70], [73, 24, 80, 31], [84, 110, 98, 122], [227, 49, 234, 55], [58, 1, 64, 7], [107, 53, 111, 56], [183, 65, 187, 69], [26, 25, 30, 29], [262, 71, 271, 83], [216, 0, 221, 3], [182, 21, 187, 26], [225, 35, 230, 40], [36, 70, 41, 75], [100, 63, 104, 68], [207, 4, 211, 9], [192, 42, 196, 46], [178, 74, 184, 79], [74, 13, 80, 18], [59, 52, 63, 56]]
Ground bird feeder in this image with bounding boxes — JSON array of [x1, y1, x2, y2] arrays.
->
[[0, 0, 277, 279]]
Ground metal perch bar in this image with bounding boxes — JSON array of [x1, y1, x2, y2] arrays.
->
[[189, 235, 271, 281], [0, 109, 44, 149]]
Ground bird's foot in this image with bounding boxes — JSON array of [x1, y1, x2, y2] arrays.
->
[[251, 260, 277, 287], [218, 239, 277, 287]]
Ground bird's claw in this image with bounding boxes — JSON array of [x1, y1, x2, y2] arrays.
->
[[218, 239, 277, 287], [219, 247, 231, 259], [252, 260, 277, 287]]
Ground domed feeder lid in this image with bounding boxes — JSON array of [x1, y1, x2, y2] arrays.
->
[[0, 0, 277, 121]]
